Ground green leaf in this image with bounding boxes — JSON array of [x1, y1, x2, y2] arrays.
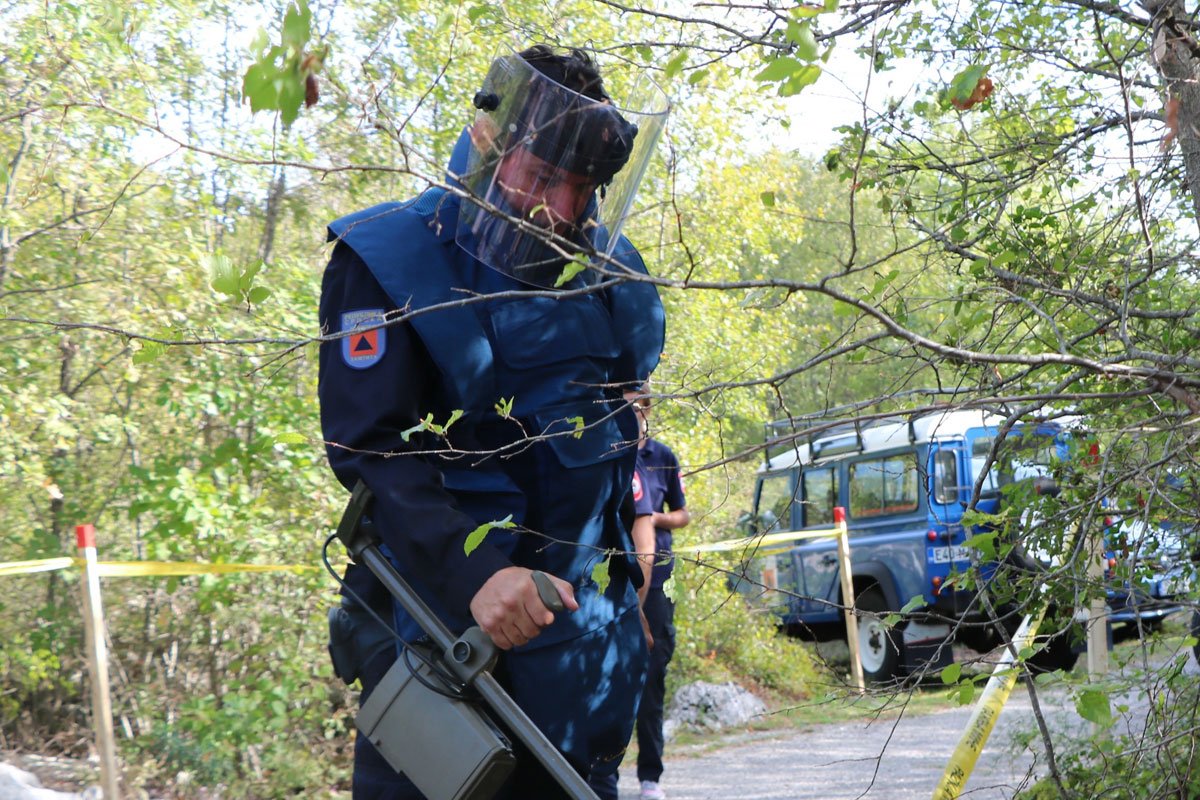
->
[[242, 59, 279, 113], [239, 259, 263, 291], [779, 65, 822, 96], [273, 432, 307, 444], [760, 191, 776, 207], [278, 70, 306, 126], [664, 51, 687, 80], [755, 56, 804, 83], [247, 286, 271, 305], [687, 69, 708, 86], [790, 4, 823, 18], [1074, 689, 1113, 727], [554, 257, 588, 288], [962, 531, 997, 561], [208, 253, 239, 296], [467, 4, 492, 22], [949, 64, 989, 104], [899, 594, 925, 614], [463, 515, 514, 556], [992, 249, 1018, 266], [662, 574, 680, 603], [941, 662, 962, 684], [786, 22, 819, 62], [0, 159, 8, 186], [249, 28, 270, 56], [494, 396, 514, 418], [832, 299, 855, 317], [281, 0, 311, 50], [567, 415, 585, 439], [955, 681, 975, 705], [132, 340, 168, 365], [872, 269, 899, 296], [400, 413, 434, 442], [591, 556, 612, 594]]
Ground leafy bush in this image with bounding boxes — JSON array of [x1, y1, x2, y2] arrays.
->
[[1017, 654, 1200, 799], [670, 552, 819, 700]]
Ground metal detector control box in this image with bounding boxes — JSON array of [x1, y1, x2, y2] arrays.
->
[[357, 643, 515, 800]]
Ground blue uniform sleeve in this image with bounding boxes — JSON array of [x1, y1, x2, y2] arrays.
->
[[318, 242, 512, 619], [663, 446, 686, 512], [633, 467, 654, 517]]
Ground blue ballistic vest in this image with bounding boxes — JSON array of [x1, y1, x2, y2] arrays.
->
[[326, 189, 665, 654]]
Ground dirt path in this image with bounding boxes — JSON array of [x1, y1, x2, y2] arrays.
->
[[617, 654, 1198, 800]]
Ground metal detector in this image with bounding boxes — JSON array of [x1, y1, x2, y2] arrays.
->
[[334, 481, 600, 800]]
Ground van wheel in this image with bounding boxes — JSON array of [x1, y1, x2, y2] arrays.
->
[[854, 587, 902, 683]]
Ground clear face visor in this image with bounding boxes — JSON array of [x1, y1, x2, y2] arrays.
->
[[455, 51, 669, 288]]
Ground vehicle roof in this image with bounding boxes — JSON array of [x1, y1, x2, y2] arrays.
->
[[761, 409, 1014, 472]]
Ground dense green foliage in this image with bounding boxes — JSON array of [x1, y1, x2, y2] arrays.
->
[[3, 0, 1200, 796]]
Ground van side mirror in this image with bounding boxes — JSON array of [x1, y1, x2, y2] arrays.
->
[[1032, 476, 1060, 497]]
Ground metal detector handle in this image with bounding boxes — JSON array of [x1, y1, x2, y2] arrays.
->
[[336, 482, 600, 800], [531, 570, 565, 613]]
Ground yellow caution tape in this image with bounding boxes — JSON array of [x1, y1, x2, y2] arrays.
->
[[0, 557, 76, 578], [932, 604, 1048, 800], [687, 525, 842, 554], [0, 557, 318, 578], [92, 560, 319, 577]]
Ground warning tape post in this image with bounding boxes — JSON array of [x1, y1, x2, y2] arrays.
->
[[0, 529, 321, 800], [687, 508, 864, 692]]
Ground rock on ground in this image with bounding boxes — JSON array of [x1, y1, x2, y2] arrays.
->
[[664, 681, 768, 741], [0, 763, 97, 800]]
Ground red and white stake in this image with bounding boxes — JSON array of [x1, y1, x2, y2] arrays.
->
[[76, 524, 121, 799]]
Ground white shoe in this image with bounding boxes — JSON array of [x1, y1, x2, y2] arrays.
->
[[640, 780, 666, 800]]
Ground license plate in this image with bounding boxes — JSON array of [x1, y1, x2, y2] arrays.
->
[[928, 545, 972, 564]]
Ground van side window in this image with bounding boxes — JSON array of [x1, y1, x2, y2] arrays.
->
[[756, 472, 797, 533], [933, 450, 959, 504], [802, 468, 837, 526], [971, 436, 1003, 494], [849, 454, 919, 517]]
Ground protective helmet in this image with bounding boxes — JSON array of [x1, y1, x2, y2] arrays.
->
[[455, 46, 669, 288]]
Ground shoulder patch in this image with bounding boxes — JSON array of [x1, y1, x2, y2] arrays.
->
[[632, 471, 644, 502], [340, 309, 387, 369]]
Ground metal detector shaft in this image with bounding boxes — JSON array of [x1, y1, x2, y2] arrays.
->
[[338, 482, 600, 800]]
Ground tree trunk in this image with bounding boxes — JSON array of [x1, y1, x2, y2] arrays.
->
[[1144, 0, 1200, 221]]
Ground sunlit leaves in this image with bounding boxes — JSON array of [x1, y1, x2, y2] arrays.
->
[[241, 0, 327, 126], [400, 409, 465, 441], [207, 254, 272, 307]]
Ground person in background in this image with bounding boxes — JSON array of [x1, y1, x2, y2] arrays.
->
[[627, 388, 689, 800], [589, 387, 689, 800]]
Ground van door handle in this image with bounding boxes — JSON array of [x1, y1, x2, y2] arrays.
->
[[821, 554, 838, 566]]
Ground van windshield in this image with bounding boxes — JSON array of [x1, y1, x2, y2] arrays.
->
[[971, 433, 1057, 494], [755, 473, 797, 534]]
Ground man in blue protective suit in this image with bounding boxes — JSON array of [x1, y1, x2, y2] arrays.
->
[[319, 44, 670, 799]]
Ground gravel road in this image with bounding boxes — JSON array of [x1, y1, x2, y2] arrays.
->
[[616, 652, 1199, 800]]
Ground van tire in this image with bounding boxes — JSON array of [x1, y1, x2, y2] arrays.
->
[[1026, 626, 1079, 675], [854, 587, 902, 683]]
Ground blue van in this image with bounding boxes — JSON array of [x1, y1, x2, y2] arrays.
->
[[746, 410, 1074, 683]]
